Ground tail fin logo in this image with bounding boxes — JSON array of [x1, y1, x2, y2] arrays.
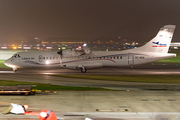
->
[[152, 41, 167, 47]]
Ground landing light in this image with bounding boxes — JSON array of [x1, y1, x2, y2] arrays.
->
[[46, 61, 50, 64]]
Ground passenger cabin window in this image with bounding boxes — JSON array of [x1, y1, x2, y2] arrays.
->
[[139, 57, 145, 59]]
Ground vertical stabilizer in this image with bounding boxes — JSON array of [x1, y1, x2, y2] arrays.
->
[[136, 25, 176, 53]]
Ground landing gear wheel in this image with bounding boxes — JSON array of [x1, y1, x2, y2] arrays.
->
[[13, 68, 17, 72], [80, 68, 87, 73]]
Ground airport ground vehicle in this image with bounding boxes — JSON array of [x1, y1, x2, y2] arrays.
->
[[0, 85, 35, 95]]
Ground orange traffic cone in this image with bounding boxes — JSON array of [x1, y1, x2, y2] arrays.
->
[[39, 110, 58, 120]]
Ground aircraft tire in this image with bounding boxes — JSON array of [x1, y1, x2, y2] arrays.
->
[[80, 68, 87, 73], [13, 68, 17, 72]]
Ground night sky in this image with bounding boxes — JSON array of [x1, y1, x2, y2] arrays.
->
[[0, 0, 180, 43]]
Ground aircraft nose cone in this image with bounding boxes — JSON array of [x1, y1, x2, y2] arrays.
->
[[4, 59, 15, 68], [4, 59, 10, 66], [4, 60, 8, 65]]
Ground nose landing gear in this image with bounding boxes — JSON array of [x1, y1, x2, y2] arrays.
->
[[13, 68, 17, 72]]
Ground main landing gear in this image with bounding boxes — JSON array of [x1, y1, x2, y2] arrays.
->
[[80, 67, 87, 73]]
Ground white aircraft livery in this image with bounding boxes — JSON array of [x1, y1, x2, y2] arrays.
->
[[4, 25, 176, 73]]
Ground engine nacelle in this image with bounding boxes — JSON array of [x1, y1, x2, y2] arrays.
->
[[61, 49, 80, 57], [83, 47, 92, 55], [58, 47, 92, 57]]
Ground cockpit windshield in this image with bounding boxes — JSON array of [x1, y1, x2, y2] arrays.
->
[[12, 54, 21, 58]]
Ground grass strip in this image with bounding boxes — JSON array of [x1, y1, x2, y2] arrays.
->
[[0, 60, 9, 68], [0, 80, 108, 91], [52, 74, 180, 84], [157, 57, 180, 63], [158, 51, 180, 63]]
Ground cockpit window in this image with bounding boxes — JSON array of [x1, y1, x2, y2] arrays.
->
[[12, 54, 21, 58]]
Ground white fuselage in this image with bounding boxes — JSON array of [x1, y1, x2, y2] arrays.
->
[[4, 50, 176, 70]]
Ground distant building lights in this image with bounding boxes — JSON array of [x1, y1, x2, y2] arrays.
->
[[174, 47, 178, 49], [1, 47, 7, 49], [83, 43, 87, 47], [13, 46, 17, 49], [23, 47, 31, 49], [46, 47, 52, 49]]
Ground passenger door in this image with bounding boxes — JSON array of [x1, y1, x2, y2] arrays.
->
[[128, 53, 134, 65]]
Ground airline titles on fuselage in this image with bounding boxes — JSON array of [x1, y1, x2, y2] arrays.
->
[[22, 57, 35, 60]]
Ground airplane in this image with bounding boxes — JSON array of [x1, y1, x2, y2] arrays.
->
[[4, 25, 176, 73]]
